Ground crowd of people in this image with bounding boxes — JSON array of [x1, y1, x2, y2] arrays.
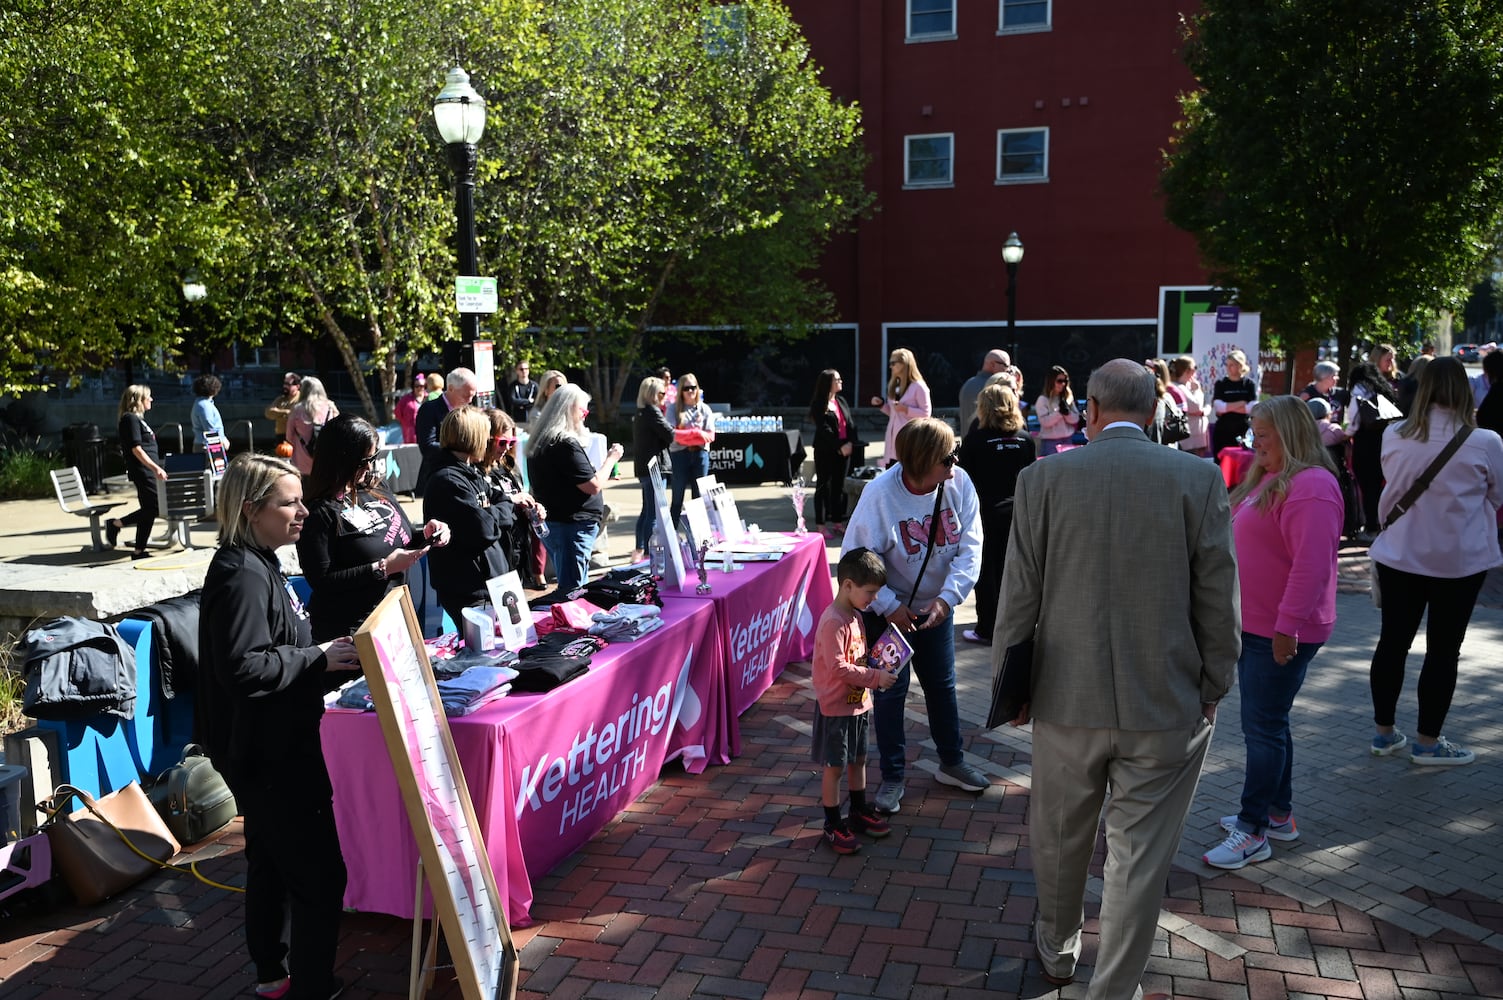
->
[[137, 338, 1500, 1000]]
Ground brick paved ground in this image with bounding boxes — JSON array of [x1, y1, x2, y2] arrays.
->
[[4, 502, 1502, 998]]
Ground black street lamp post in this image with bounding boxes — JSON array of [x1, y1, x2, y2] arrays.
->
[[433, 67, 486, 369], [1002, 231, 1025, 368]]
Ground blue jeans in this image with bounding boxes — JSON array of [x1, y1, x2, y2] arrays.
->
[[1234, 631, 1321, 835], [872, 613, 962, 781], [543, 520, 598, 595], [635, 478, 657, 551], [669, 448, 708, 527]]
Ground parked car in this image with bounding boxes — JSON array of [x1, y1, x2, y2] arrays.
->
[[1455, 343, 1480, 363]]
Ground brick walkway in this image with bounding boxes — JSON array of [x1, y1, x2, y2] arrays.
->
[[4, 543, 1502, 997]]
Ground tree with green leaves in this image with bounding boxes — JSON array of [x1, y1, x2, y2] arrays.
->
[[1161, 0, 1503, 369], [0, 0, 248, 393], [469, 0, 870, 418]]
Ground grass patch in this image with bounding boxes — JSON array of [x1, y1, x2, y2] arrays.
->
[[0, 448, 60, 501], [0, 634, 24, 738]]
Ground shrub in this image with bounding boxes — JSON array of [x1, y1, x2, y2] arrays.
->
[[0, 635, 23, 738], [0, 448, 60, 500]]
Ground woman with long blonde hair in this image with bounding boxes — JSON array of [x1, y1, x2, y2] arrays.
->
[[1204, 395, 1342, 870], [868, 347, 931, 467], [1367, 357, 1503, 766], [287, 376, 339, 475]]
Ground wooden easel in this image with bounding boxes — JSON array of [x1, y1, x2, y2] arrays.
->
[[409, 859, 441, 1000]]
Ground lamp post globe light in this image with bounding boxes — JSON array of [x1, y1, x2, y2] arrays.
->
[[433, 67, 486, 364], [1001, 231, 1024, 369]]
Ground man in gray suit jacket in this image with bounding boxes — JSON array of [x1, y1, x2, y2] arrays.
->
[[995, 358, 1240, 999]]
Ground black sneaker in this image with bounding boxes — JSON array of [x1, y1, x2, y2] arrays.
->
[[822, 822, 860, 855]]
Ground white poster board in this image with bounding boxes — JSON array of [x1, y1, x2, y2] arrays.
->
[[1191, 307, 1262, 390], [485, 571, 536, 652], [353, 588, 517, 1000], [682, 496, 715, 553], [652, 502, 690, 591]]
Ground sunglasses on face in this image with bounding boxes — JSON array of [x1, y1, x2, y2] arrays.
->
[[680, 384, 699, 391], [357, 453, 380, 468], [493, 435, 517, 446], [941, 448, 960, 469]]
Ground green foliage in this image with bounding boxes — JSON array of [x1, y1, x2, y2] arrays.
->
[[1161, 0, 1503, 367], [0, 448, 60, 500], [0, 0, 868, 418], [0, 0, 250, 391]]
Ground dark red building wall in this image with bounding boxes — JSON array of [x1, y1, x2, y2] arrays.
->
[[785, 1, 1210, 393]]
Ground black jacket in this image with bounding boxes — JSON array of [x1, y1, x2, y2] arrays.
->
[[414, 394, 451, 493], [423, 451, 515, 606], [810, 396, 860, 456], [196, 544, 330, 786], [633, 405, 674, 480]]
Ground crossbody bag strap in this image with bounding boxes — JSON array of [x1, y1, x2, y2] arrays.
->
[[1381, 428, 1472, 531], [905, 483, 947, 607]]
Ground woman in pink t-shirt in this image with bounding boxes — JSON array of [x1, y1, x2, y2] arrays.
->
[[1203, 395, 1342, 871]]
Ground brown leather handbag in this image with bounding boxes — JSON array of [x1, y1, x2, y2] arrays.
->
[[44, 782, 180, 906]]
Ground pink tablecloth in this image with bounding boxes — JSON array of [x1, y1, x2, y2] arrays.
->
[[662, 532, 835, 751], [323, 597, 724, 927], [1219, 447, 1255, 488]]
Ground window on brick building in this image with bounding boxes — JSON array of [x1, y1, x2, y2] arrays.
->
[[996, 128, 1048, 183], [908, 0, 956, 40], [999, 0, 1051, 32], [905, 133, 954, 187]]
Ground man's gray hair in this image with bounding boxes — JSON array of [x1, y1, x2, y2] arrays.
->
[[447, 367, 478, 390], [1313, 361, 1339, 380], [1087, 359, 1156, 418]]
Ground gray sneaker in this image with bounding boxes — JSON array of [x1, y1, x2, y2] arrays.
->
[[936, 761, 990, 792], [873, 780, 905, 814]]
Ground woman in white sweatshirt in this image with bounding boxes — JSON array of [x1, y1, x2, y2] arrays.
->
[[840, 418, 988, 814]]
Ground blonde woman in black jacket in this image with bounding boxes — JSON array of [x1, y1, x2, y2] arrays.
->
[[198, 453, 360, 1000]]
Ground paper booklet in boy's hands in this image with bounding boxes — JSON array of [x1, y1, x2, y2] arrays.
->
[[866, 623, 914, 676]]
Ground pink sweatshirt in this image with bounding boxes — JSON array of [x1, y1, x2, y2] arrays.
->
[[1232, 467, 1344, 643], [811, 603, 887, 716]]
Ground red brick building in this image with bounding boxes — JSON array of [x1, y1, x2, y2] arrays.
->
[[784, 0, 1216, 406]]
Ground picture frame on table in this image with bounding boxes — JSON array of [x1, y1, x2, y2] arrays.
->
[[682, 496, 715, 554], [653, 503, 694, 592], [695, 476, 728, 542], [485, 570, 537, 652]]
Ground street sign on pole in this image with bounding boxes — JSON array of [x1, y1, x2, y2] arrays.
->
[[455, 276, 498, 314]]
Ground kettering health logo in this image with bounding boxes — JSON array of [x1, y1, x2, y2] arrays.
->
[[709, 442, 764, 469]]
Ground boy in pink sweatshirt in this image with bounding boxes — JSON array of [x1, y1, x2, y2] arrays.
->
[[811, 548, 898, 853]]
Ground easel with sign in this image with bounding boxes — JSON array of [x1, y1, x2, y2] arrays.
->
[[354, 589, 518, 1000]]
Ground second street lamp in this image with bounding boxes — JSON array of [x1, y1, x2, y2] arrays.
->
[[433, 67, 487, 367], [1002, 231, 1024, 369]]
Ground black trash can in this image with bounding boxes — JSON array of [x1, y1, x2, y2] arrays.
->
[[62, 422, 105, 494]]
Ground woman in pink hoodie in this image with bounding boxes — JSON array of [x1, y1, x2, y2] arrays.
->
[[1203, 395, 1343, 871]]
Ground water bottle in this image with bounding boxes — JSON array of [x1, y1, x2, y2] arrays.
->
[[649, 536, 666, 578], [531, 508, 550, 538], [775, 415, 783, 432]]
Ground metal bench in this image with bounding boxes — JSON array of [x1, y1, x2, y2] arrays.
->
[[156, 469, 215, 549], [49, 467, 124, 551]]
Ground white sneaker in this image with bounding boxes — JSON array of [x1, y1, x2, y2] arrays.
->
[[1219, 813, 1299, 842], [1203, 829, 1271, 870]]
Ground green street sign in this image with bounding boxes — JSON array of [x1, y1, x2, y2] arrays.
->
[[455, 276, 498, 314]]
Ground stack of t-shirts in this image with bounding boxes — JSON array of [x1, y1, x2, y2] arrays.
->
[[512, 633, 608, 692], [575, 568, 661, 609], [436, 665, 520, 716], [588, 603, 665, 641], [333, 677, 375, 711]]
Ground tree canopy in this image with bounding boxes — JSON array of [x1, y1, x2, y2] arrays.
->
[[0, 0, 869, 420], [1161, 0, 1503, 367]]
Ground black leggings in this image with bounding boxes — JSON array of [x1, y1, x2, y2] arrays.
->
[[1350, 427, 1385, 531], [1369, 563, 1486, 738], [972, 505, 1013, 640], [119, 476, 157, 550], [812, 447, 852, 525]]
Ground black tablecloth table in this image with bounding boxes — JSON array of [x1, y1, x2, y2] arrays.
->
[[707, 430, 805, 485]]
